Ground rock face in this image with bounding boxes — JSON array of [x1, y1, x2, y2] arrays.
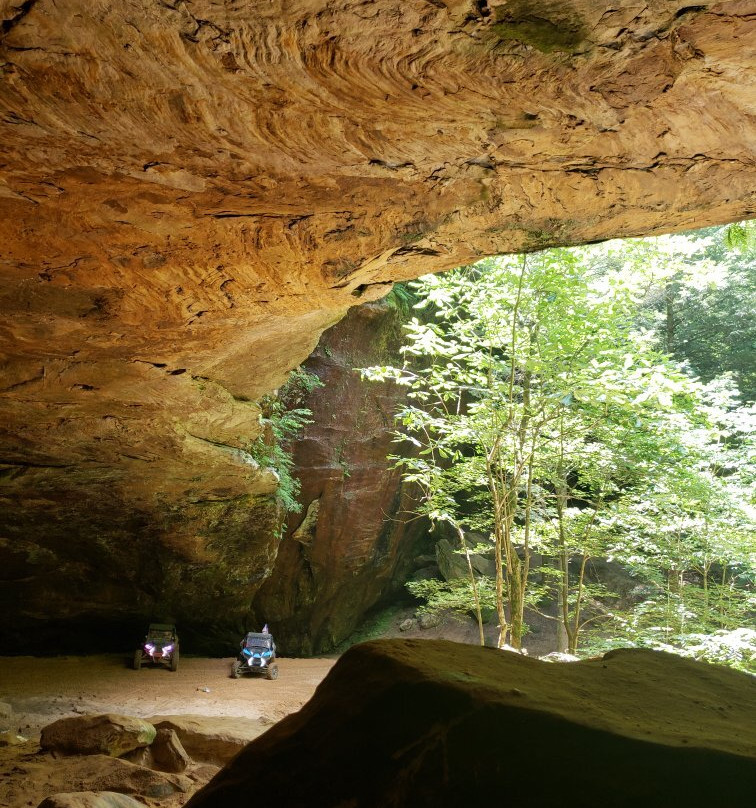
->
[[252, 298, 429, 654], [187, 639, 756, 808], [1, 2, 755, 643]]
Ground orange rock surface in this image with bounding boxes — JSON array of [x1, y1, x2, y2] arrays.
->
[[0, 2, 754, 638]]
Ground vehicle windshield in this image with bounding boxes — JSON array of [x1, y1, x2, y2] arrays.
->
[[147, 631, 174, 643], [244, 633, 273, 649]]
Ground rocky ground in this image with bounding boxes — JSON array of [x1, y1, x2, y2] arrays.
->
[[0, 654, 335, 808]]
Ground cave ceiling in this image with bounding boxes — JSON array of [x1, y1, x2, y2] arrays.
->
[[0, 0, 754, 638]]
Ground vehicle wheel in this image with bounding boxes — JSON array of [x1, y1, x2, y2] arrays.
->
[[231, 663, 242, 679], [266, 664, 279, 681], [133, 650, 142, 670], [170, 647, 179, 672]]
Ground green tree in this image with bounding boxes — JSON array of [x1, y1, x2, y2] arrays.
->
[[584, 230, 756, 401], [366, 248, 699, 650]]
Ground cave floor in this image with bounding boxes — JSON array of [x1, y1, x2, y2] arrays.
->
[[0, 654, 335, 808]]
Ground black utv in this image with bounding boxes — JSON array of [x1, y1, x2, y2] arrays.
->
[[133, 623, 179, 671], [232, 631, 278, 679]]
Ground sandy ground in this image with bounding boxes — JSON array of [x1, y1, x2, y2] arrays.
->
[[0, 654, 336, 808], [1, 654, 336, 738]]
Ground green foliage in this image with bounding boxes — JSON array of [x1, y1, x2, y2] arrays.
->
[[249, 367, 323, 516], [407, 576, 497, 618], [723, 220, 756, 255], [384, 283, 419, 316], [592, 229, 756, 401], [364, 235, 755, 665]]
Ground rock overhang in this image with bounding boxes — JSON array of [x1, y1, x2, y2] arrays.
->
[[0, 0, 754, 642]]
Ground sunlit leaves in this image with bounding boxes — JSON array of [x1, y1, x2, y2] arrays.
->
[[362, 238, 755, 661]]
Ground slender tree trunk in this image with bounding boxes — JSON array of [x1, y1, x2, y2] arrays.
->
[[569, 554, 590, 654], [556, 550, 569, 653], [457, 525, 486, 646], [665, 281, 676, 354], [491, 482, 510, 648]]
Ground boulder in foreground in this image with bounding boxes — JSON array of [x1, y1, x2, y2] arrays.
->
[[40, 715, 156, 757], [188, 639, 756, 808], [38, 793, 145, 808]]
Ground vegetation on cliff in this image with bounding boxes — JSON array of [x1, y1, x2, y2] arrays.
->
[[249, 368, 324, 519]]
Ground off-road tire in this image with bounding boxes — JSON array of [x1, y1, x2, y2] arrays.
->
[[170, 647, 179, 672], [133, 650, 142, 670], [266, 664, 279, 680], [231, 663, 242, 679]]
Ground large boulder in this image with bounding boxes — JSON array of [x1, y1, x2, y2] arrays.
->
[[187, 639, 756, 808], [40, 715, 156, 758], [435, 536, 496, 581], [38, 793, 145, 808]]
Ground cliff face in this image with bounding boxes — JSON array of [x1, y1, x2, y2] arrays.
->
[[253, 299, 428, 655], [0, 1, 754, 644]]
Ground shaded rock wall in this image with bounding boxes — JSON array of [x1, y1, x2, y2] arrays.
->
[[253, 298, 429, 655], [187, 639, 756, 807], [0, 1, 754, 644]]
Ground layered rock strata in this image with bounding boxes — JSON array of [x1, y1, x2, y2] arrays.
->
[[0, 1, 754, 642]]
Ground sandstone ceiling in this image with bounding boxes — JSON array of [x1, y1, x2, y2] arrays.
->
[[0, 0, 754, 641]]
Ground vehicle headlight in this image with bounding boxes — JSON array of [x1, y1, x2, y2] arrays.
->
[[145, 643, 155, 652], [163, 645, 173, 654]]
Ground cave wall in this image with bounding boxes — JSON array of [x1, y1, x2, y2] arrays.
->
[[0, 1, 754, 646], [252, 298, 429, 655]]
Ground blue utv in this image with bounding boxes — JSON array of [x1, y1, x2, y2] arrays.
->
[[232, 631, 278, 680]]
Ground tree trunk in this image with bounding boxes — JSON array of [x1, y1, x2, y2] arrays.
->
[[457, 525, 486, 647]]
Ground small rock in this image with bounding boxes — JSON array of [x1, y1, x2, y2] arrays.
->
[[0, 730, 27, 746], [197, 687, 211, 693], [417, 613, 440, 630], [150, 728, 191, 773], [398, 618, 417, 632], [40, 714, 156, 757], [539, 652, 579, 663]]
